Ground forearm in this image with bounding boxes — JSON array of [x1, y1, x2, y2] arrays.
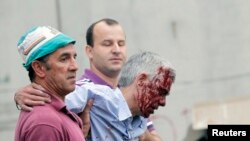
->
[[14, 83, 51, 111]]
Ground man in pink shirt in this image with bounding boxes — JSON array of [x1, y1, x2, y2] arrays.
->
[[14, 26, 85, 141]]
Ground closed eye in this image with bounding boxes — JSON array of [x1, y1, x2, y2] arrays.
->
[[158, 88, 169, 96]]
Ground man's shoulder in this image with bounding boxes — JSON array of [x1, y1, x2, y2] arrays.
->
[[76, 78, 93, 86], [20, 105, 62, 125], [16, 106, 63, 137], [76, 79, 112, 93]]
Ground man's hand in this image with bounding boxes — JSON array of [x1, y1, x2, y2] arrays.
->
[[139, 130, 162, 141], [14, 83, 51, 111], [78, 99, 94, 137]]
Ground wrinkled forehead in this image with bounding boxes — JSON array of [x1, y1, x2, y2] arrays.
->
[[152, 66, 175, 79], [49, 44, 76, 58], [149, 67, 175, 90]]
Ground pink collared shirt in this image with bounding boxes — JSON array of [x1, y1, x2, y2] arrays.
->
[[14, 94, 84, 141]]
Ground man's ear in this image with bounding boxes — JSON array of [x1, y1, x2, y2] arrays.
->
[[31, 61, 46, 78], [85, 45, 93, 59], [136, 73, 148, 87]]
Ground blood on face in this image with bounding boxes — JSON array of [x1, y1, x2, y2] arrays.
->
[[136, 66, 175, 117]]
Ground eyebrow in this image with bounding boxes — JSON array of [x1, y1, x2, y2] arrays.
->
[[59, 52, 77, 58]]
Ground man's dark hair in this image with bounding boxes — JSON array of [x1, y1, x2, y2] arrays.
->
[[28, 55, 50, 82], [86, 18, 119, 47]]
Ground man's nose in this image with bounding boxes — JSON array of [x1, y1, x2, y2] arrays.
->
[[70, 58, 78, 71], [159, 97, 166, 106], [112, 43, 121, 53]]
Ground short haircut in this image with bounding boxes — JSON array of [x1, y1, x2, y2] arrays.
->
[[119, 51, 176, 87], [28, 54, 50, 82], [86, 18, 119, 47]]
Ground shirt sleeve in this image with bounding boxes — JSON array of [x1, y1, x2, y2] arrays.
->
[[146, 118, 156, 132], [25, 125, 63, 141], [65, 85, 88, 114]]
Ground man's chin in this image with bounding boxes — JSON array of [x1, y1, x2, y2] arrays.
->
[[108, 67, 122, 74], [111, 66, 122, 71], [143, 112, 151, 118], [66, 86, 76, 93]]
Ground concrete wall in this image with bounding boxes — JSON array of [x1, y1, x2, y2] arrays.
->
[[1, 0, 250, 140]]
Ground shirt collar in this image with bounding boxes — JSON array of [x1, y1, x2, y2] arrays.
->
[[49, 93, 66, 111], [79, 69, 113, 88], [49, 93, 82, 128]]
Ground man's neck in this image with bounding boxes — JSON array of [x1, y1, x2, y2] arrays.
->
[[34, 80, 65, 101], [120, 86, 138, 116], [90, 67, 119, 89]]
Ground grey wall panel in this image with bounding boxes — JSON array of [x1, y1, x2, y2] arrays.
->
[[1, 0, 250, 141]]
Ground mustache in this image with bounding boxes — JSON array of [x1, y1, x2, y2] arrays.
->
[[67, 73, 76, 79]]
